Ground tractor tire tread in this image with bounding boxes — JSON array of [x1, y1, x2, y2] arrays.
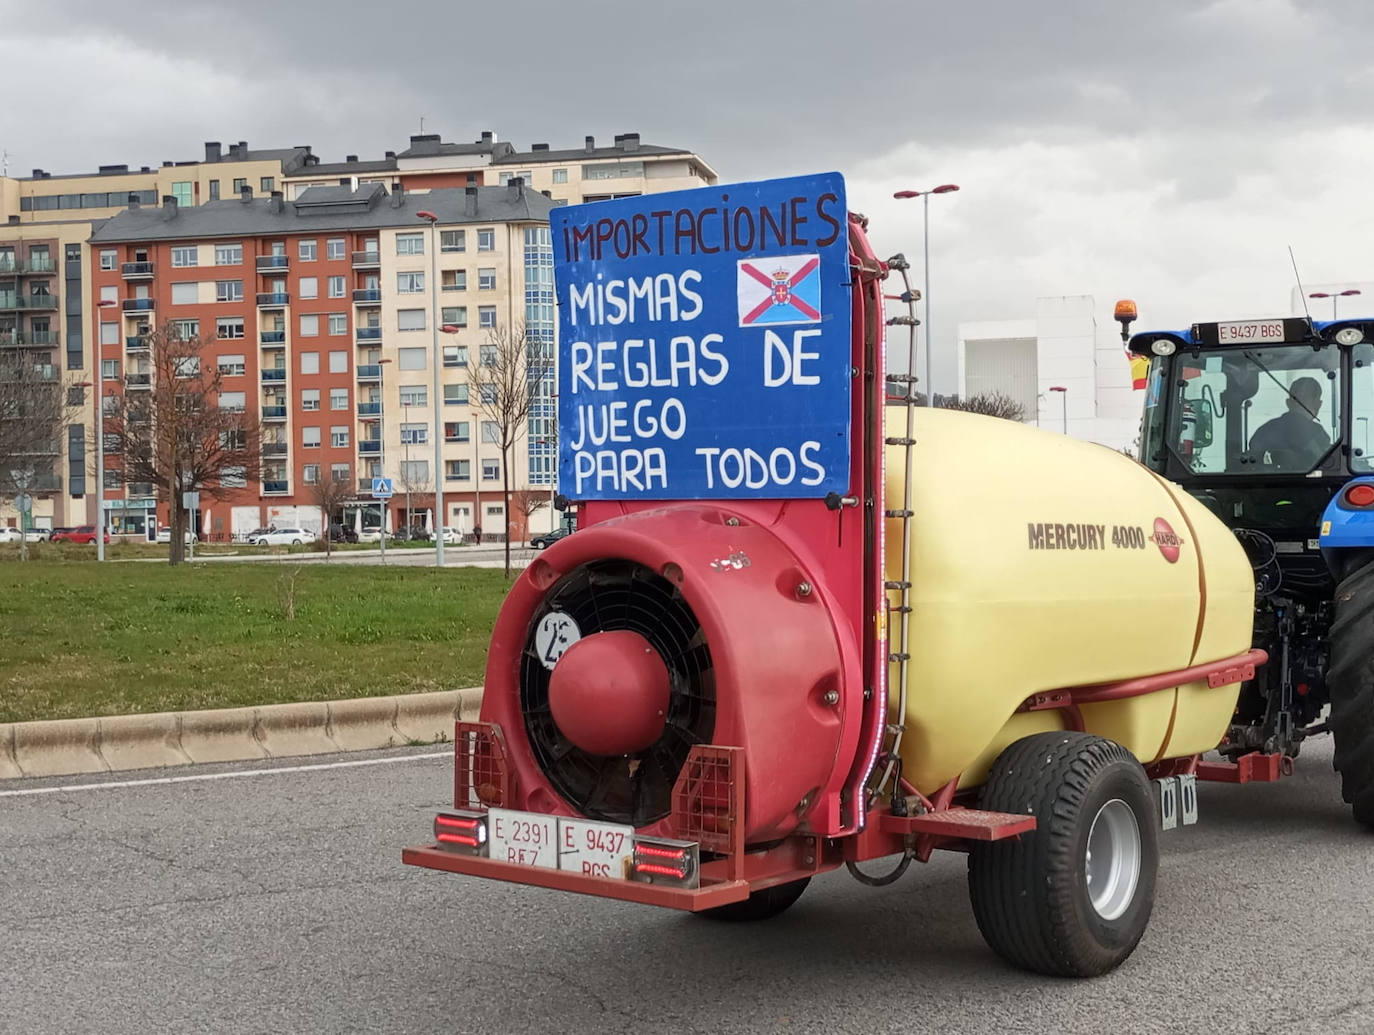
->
[[1328, 560, 1374, 826]]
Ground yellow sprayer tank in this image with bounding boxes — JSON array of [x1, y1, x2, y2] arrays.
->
[[886, 408, 1256, 794]]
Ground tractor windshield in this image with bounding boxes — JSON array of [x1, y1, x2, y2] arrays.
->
[[1159, 344, 1340, 476], [1348, 342, 1374, 472]]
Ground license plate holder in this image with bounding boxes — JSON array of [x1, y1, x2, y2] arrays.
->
[[486, 807, 635, 878]]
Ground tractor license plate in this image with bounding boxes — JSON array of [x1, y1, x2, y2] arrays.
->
[[486, 808, 635, 878]]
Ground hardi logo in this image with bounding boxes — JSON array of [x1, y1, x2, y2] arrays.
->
[[1149, 517, 1186, 563]]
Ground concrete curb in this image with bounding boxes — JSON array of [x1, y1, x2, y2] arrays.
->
[[0, 687, 483, 780]]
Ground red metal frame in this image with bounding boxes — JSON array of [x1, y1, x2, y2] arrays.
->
[[453, 721, 515, 810], [1196, 751, 1292, 783]]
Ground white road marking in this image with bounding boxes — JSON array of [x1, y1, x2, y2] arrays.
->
[[0, 750, 451, 798]]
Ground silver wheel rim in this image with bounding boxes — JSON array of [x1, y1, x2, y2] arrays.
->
[[1085, 798, 1141, 921]]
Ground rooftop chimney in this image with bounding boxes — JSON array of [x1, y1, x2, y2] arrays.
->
[[620, 132, 640, 151], [269, 190, 284, 214], [532, 143, 549, 152], [384, 150, 396, 160], [205, 141, 222, 162], [346, 154, 358, 163], [140, 166, 151, 173], [161, 195, 178, 220], [239, 184, 253, 203], [584, 135, 595, 152], [98, 164, 129, 176], [506, 177, 524, 202], [464, 185, 478, 217], [391, 184, 406, 208], [481, 131, 494, 144], [31, 168, 43, 178]]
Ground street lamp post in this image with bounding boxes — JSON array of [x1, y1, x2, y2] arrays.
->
[[1049, 385, 1068, 435], [416, 210, 445, 566], [1309, 289, 1361, 320], [93, 297, 119, 560], [894, 184, 960, 406]]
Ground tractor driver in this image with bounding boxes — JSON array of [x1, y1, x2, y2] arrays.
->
[[1247, 376, 1331, 471]]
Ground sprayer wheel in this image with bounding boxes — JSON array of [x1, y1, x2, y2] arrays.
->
[[696, 877, 809, 922], [967, 732, 1158, 977]]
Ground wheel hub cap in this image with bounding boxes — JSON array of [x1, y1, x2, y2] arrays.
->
[[1085, 798, 1142, 921]]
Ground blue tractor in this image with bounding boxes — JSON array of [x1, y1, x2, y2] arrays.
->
[[1120, 303, 1374, 826]]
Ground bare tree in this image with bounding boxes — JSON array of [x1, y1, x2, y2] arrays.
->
[[887, 384, 1027, 423], [311, 473, 355, 558], [471, 321, 552, 575], [510, 488, 551, 544], [103, 321, 263, 565], [0, 352, 71, 559]]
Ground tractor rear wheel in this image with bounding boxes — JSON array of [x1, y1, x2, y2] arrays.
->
[[1326, 560, 1374, 827], [697, 878, 809, 922], [968, 731, 1158, 977]]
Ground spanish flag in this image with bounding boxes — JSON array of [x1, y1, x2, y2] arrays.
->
[[1128, 350, 1150, 390]]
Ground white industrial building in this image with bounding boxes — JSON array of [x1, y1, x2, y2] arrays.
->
[[956, 295, 1141, 451]]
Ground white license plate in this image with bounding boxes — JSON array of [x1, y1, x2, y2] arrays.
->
[[1216, 320, 1286, 344], [487, 808, 634, 878]]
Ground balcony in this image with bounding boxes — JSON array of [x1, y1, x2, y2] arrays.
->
[[32, 474, 62, 493], [262, 368, 287, 383], [122, 298, 155, 313], [352, 288, 382, 304], [0, 332, 58, 347], [263, 480, 289, 495], [126, 373, 152, 389], [357, 401, 382, 417], [121, 262, 155, 280], [256, 292, 290, 308], [351, 251, 381, 269], [256, 255, 290, 273], [0, 258, 56, 276], [126, 336, 149, 353], [0, 294, 59, 311], [356, 326, 382, 342], [263, 405, 287, 420], [359, 440, 381, 455], [260, 330, 287, 347], [263, 442, 288, 456], [357, 364, 381, 381]]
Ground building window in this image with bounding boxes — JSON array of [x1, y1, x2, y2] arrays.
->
[[299, 239, 317, 262], [233, 177, 247, 194], [219, 391, 246, 413], [481, 420, 500, 444], [299, 314, 319, 337], [302, 426, 321, 448], [299, 276, 318, 300], [328, 313, 347, 336], [326, 238, 345, 260], [441, 308, 467, 330], [482, 459, 500, 481], [172, 181, 194, 207], [260, 176, 275, 193], [218, 354, 245, 376], [104, 469, 123, 489], [328, 350, 347, 373], [98, 285, 117, 306], [300, 352, 320, 375], [101, 359, 120, 380], [552, 168, 568, 184], [216, 317, 245, 340], [301, 388, 320, 410], [99, 321, 119, 345], [400, 423, 428, 445], [331, 463, 350, 482], [170, 282, 197, 305], [401, 460, 429, 484], [99, 249, 117, 270], [444, 383, 468, 406], [582, 161, 645, 180], [303, 464, 319, 484], [171, 246, 198, 268], [478, 268, 496, 290], [477, 228, 495, 251], [398, 347, 426, 370], [330, 426, 350, 448], [175, 357, 200, 378], [396, 232, 424, 256], [397, 309, 426, 332], [441, 230, 465, 252], [216, 280, 243, 302], [330, 388, 348, 410], [397, 271, 425, 294], [479, 306, 497, 329], [399, 385, 428, 407], [327, 275, 345, 298], [171, 319, 199, 340], [480, 344, 498, 366], [443, 344, 468, 367], [446, 459, 470, 480], [208, 180, 220, 202], [445, 421, 470, 443], [220, 465, 246, 488], [479, 384, 497, 405], [214, 243, 242, 266], [441, 270, 466, 292]]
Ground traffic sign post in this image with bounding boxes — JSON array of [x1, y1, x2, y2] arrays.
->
[[12, 492, 31, 563], [181, 490, 200, 561], [371, 478, 393, 562]]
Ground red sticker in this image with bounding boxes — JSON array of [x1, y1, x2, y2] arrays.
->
[[1150, 517, 1185, 563]]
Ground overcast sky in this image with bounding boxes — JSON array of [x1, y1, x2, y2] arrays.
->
[[4, 0, 1372, 392]]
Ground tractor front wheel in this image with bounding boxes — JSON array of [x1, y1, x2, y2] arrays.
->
[[968, 731, 1159, 977], [1327, 560, 1374, 827]]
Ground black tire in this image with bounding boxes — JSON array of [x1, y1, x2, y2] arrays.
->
[[968, 732, 1158, 977], [1326, 559, 1374, 826], [292, 539, 302, 546], [696, 878, 809, 922]]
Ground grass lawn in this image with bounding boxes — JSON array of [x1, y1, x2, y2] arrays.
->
[[0, 560, 511, 723]]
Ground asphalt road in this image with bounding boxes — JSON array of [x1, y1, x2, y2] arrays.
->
[[3, 738, 1372, 1035]]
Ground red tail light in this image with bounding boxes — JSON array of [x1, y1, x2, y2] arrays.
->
[[1344, 483, 1374, 508], [631, 837, 700, 888], [435, 809, 488, 854]]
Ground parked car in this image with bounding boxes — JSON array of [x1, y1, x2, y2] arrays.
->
[[155, 527, 198, 544], [55, 526, 110, 545], [358, 527, 387, 543], [23, 527, 51, 543], [407, 526, 433, 542], [440, 526, 461, 545], [329, 524, 359, 544], [250, 527, 308, 546], [0, 527, 23, 543], [530, 526, 574, 549]]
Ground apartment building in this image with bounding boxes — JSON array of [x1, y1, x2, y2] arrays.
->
[[87, 180, 556, 542], [282, 131, 719, 206]]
